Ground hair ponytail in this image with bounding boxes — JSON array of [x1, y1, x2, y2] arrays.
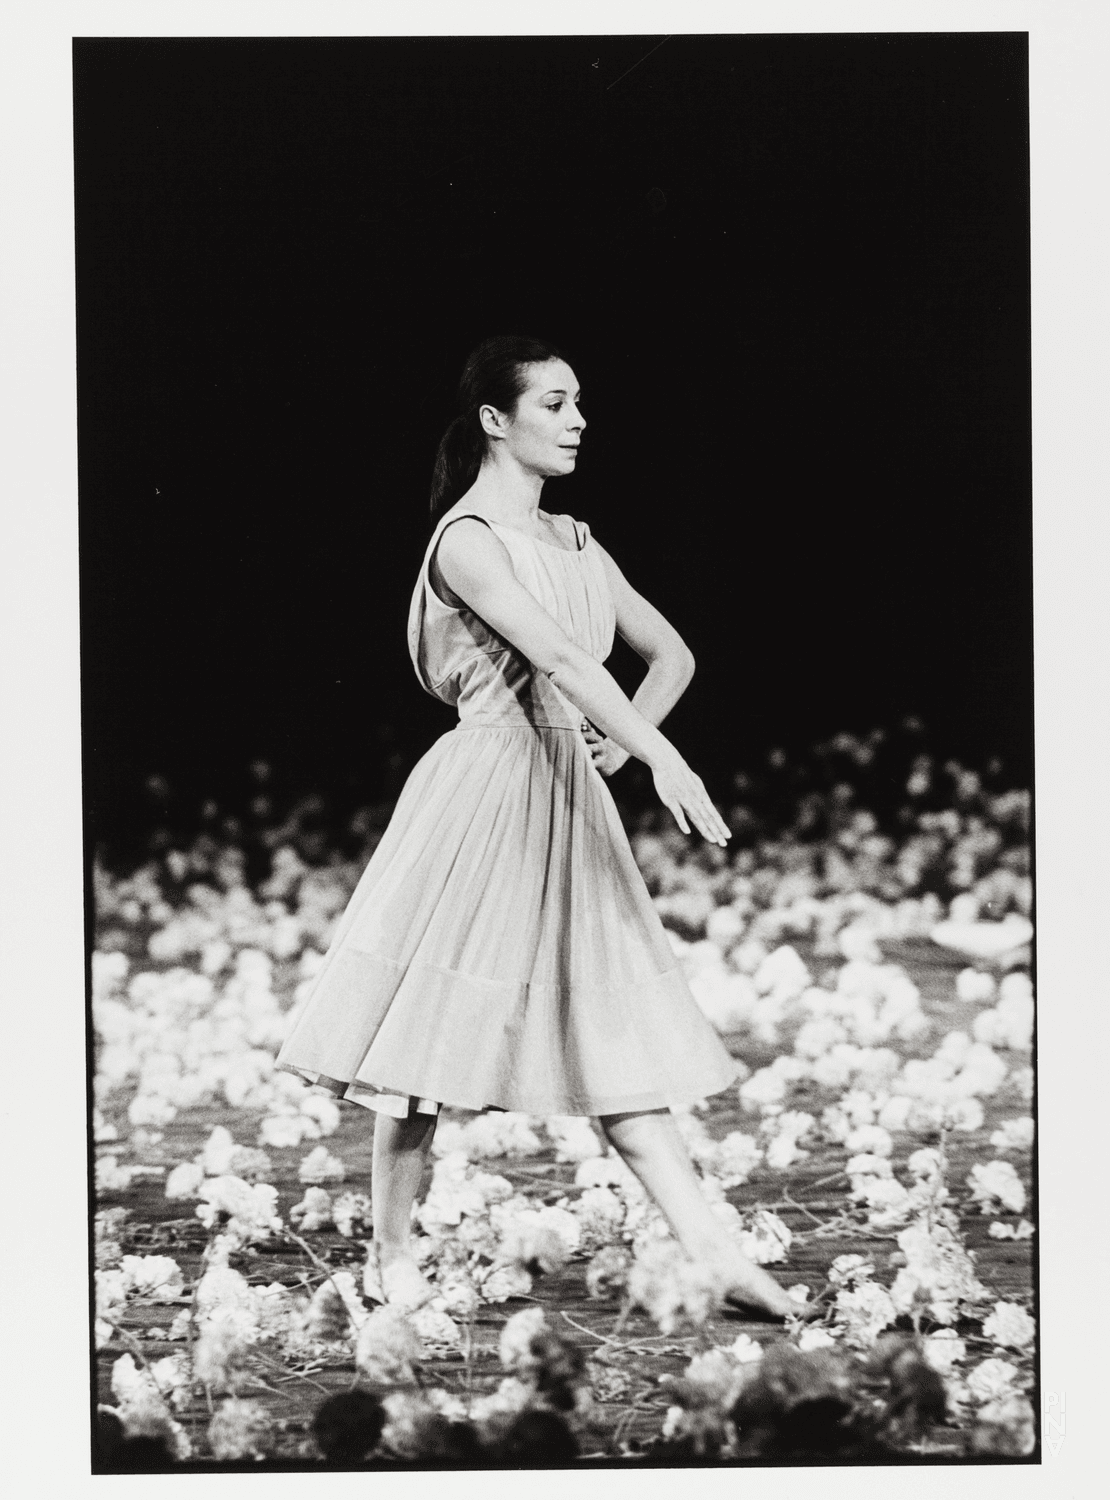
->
[[429, 411, 486, 521], [429, 334, 568, 522]]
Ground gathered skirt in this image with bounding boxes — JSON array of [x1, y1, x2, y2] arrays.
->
[[276, 723, 738, 1116]]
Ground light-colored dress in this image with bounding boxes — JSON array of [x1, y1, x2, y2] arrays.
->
[[275, 507, 738, 1117]]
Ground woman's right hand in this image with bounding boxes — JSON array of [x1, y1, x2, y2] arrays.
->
[[650, 749, 732, 847]]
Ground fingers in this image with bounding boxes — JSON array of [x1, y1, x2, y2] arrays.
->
[[672, 798, 723, 846], [691, 787, 730, 846], [581, 721, 617, 774], [684, 772, 730, 846], [666, 800, 691, 836], [693, 803, 731, 847], [660, 772, 731, 846], [692, 807, 730, 846], [681, 802, 716, 843]]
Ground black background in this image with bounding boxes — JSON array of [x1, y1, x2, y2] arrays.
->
[[74, 33, 1031, 855]]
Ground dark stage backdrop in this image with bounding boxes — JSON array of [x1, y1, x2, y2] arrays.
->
[[74, 33, 1031, 858]]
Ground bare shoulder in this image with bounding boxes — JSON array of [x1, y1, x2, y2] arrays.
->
[[434, 513, 514, 591], [436, 512, 502, 558]]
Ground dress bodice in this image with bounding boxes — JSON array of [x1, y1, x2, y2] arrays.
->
[[406, 508, 616, 729]]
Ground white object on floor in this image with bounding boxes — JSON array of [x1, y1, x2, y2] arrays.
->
[[929, 914, 1033, 961]]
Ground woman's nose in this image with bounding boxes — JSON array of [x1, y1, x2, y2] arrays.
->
[[568, 404, 585, 432]]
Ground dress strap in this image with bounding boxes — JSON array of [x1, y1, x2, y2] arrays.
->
[[434, 509, 494, 539]]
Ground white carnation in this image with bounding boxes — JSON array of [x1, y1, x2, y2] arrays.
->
[[574, 1155, 632, 1190], [207, 1398, 275, 1460], [120, 1254, 184, 1302], [499, 1306, 547, 1372], [289, 1186, 333, 1232], [354, 1305, 419, 1383], [989, 1116, 1034, 1151], [834, 1281, 896, 1345], [298, 1145, 346, 1184], [966, 1356, 1021, 1404], [956, 968, 996, 1003], [988, 1218, 1034, 1240], [196, 1176, 282, 1243], [844, 1123, 893, 1158], [982, 1301, 1035, 1351], [546, 1115, 603, 1163], [737, 1209, 792, 1265], [480, 1264, 534, 1303], [967, 1160, 1026, 1214], [922, 1329, 966, 1375], [259, 1113, 310, 1148], [165, 1161, 206, 1200]]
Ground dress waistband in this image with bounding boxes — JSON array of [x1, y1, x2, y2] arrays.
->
[[454, 718, 583, 733]]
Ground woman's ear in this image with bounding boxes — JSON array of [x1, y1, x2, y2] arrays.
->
[[478, 403, 508, 441]]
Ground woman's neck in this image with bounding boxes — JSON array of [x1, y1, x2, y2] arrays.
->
[[463, 454, 547, 526]]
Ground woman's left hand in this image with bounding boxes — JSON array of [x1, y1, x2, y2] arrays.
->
[[581, 720, 630, 777]]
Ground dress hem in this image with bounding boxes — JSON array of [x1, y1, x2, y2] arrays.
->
[[276, 1058, 740, 1120]]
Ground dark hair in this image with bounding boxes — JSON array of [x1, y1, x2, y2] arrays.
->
[[429, 335, 568, 519]]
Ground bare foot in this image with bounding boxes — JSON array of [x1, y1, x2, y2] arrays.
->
[[711, 1252, 799, 1320], [376, 1245, 435, 1312]]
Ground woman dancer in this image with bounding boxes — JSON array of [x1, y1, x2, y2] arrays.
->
[[276, 335, 797, 1319]]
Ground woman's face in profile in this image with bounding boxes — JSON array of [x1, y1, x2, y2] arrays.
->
[[497, 359, 585, 479]]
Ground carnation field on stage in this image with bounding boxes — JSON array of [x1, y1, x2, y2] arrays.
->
[[91, 734, 1037, 1468]]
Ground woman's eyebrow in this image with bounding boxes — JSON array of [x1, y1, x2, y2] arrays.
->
[[542, 388, 582, 399]]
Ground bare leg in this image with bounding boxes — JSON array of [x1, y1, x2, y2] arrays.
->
[[599, 1108, 797, 1318], [371, 1105, 436, 1275]]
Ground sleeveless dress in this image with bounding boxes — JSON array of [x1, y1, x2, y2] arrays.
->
[[274, 507, 739, 1118]]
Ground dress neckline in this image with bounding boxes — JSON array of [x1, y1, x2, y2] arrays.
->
[[441, 508, 583, 554], [485, 518, 584, 555]]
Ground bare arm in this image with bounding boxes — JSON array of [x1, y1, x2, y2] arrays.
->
[[598, 540, 695, 723], [435, 519, 729, 845], [582, 542, 696, 773]]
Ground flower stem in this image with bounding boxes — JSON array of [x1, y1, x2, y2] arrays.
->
[[104, 1319, 157, 1377], [779, 1190, 834, 1227], [285, 1228, 362, 1330]]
